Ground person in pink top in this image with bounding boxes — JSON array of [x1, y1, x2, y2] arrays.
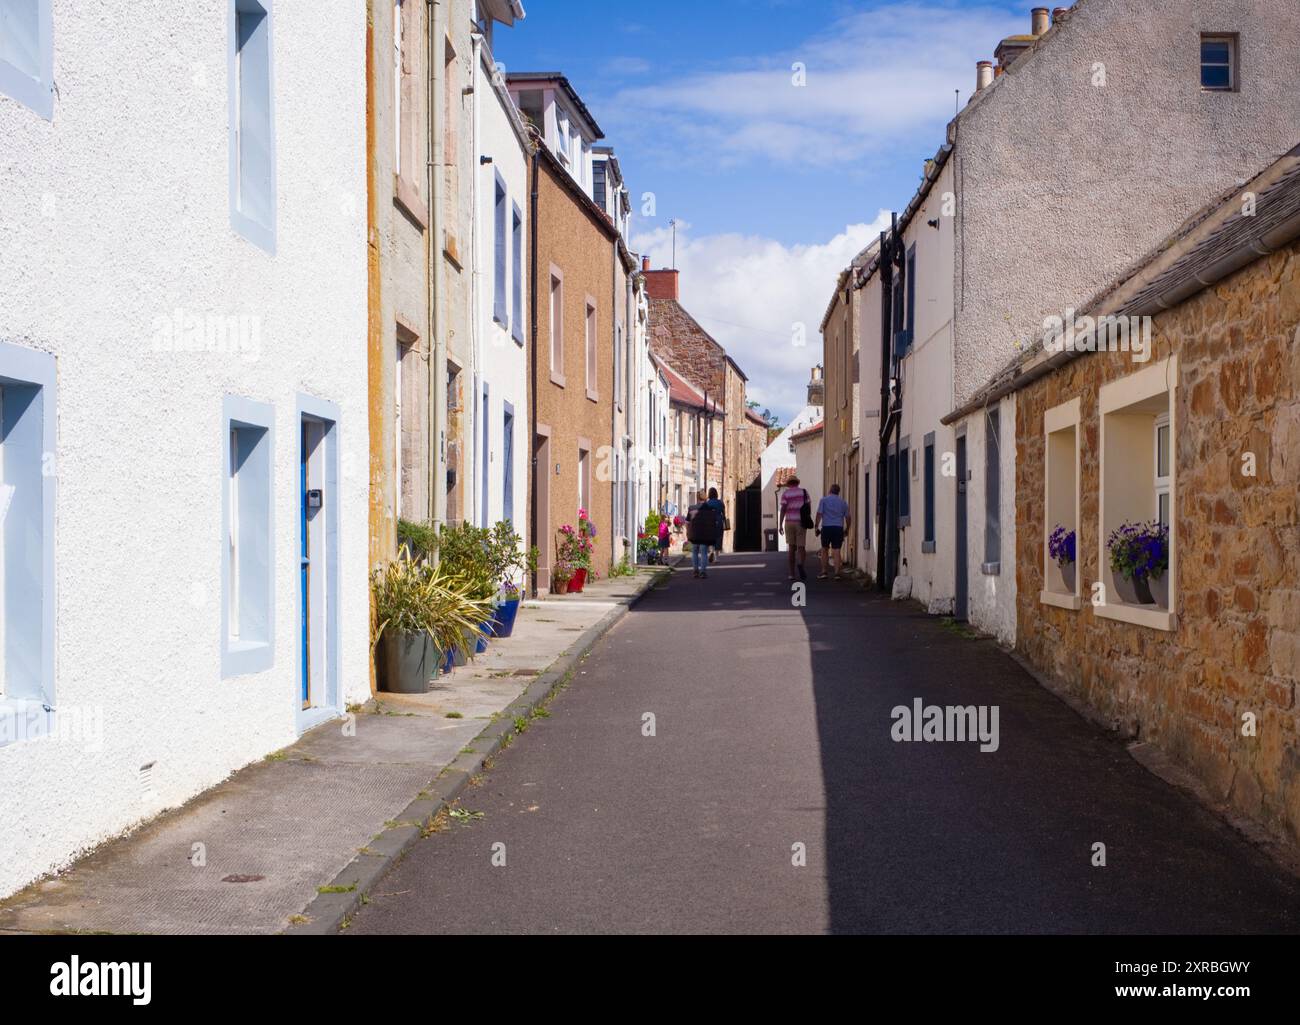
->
[[779, 476, 811, 581]]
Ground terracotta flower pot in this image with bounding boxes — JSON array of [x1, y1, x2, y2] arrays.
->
[[553, 576, 570, 595]]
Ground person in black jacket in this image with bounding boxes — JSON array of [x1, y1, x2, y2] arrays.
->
[[686, 488, 725, 579]]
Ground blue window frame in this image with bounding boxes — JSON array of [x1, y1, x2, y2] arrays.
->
[[228, 0, 276, 252], [0, 340, 55, 743], [222, 396, 275, 678], [511, 202, 524, 345], [0, 0, 53, 120], [493, 172, 508, 327], [502, 401, 514, 526]]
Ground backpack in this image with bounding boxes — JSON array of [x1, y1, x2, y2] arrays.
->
[[688, 503, 721, 544], [799, 490, 814, 529]]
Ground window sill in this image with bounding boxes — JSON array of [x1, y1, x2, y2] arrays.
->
[[0, 698, 55, 748], [550, 371, 566, 389], [586, 389, 599, 404], [1040, 590, 1082, 611], [394, 175, 429, 230], [222, 640, 275, 679], [512, 330, 525, 347], [921, 541, 936, 554], [1094, 602, 1176, 632], [443, 232, 463, 270], [981, 562, 1001, 576]]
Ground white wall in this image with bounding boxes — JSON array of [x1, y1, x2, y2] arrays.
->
[[760, 404, 821, 552], [958, 395, 1017, 645], [0, 0, 369, 898], [954, 1, 1300, 407], [473, 50, 530, 555]]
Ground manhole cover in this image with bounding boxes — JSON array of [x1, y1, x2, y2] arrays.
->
[[222, 874, 266, 884]]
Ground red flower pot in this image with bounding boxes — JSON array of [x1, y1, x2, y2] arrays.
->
[[570, 568, 588, 593]]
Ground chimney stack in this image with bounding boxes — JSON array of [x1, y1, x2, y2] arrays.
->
[[976, 60, 994, 91], [643, 267, 680, 301], [1031, 7, 1050, 35], [1052, 7, 1067, 24], [641, 255, 650, 272], [807, 365, 825, 407]]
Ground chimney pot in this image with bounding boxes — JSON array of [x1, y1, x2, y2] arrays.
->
[[641, 255, 650, 272], [976, 60, 994, 91], [1052, 6, 1067, 23], [1031, 7, 1050, 35]]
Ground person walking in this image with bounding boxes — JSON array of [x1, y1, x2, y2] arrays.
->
[[708, 487, 725, 564], [686, 488, 724, 579], [815, 483, 852, 580], [656, 515, 671, 564], [779, 476, 811, 581]]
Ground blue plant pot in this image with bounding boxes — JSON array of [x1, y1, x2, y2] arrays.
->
[[475, 624, 490, 655], [442, 648, 455, 675], [493, 598, 521, 638]]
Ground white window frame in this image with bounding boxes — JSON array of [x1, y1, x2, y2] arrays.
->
[[222, 396, 276, 677], [0, 0, 53, 119], [0, 340, 56, 745], [549, 267, 565, 387], [228, 0, 277, 253], [1154, 412, 1171, 529], [1096, 356, 1177, 632], [1200, 34, 1237, 92], [1041, 397, 1082, 611]]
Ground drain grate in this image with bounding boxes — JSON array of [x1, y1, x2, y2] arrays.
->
[[222, 874, 266, 884]]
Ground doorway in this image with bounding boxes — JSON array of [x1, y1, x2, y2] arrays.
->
[[298, 397, 340, 731], [534, 427, 551, 589], [955, 433, 969, 622]]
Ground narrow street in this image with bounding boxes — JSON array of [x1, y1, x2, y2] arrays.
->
[[348, 554, 1300, 935]]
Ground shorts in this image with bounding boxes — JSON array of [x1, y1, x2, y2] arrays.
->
[[821, 526, 845, 550], [783, 520, 807, 549]]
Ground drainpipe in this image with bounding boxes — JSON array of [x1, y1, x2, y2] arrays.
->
[[528, 147, 540, 598], [470, 28, 483, 532], [876, 223, 893, 589], [428, 0, 447, 537]]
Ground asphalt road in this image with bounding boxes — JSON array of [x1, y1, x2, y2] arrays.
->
[[347, 552, 1300, 934]]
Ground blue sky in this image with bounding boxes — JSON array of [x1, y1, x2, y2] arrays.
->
[[494, 0, 1029, 419]]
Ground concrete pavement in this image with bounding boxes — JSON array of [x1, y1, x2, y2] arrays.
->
[[346, 552, 1300, 934], [0, 566, 669, 935]]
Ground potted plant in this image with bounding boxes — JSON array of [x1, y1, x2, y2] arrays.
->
[[1107, 520, 1169, 606], [372, 555, 494, 693], [553, 560, 574, 594], [1048, 525, 1077, 592], [482, 521, 538, 638], [557, 524, 592, 593]]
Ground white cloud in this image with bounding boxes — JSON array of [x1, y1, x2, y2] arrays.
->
[[634, 211, 893, 421], [608, 2, 1024, 168]]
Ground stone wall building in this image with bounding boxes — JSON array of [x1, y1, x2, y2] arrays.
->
[[821, 244, 873, 569], [963, 146, 1300, 845], [644, 265, 756, 550]]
